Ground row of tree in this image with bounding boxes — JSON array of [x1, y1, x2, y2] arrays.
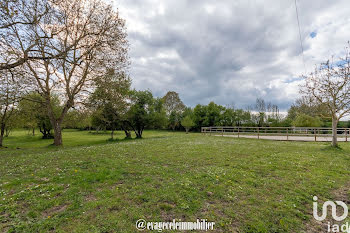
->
[[2, 70, 348, 147], [1, 82, 304, 144]]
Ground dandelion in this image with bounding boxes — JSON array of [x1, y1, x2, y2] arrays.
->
[[74, 170, 78, 173], [48, 216, 51, 219]]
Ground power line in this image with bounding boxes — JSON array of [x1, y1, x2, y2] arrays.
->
[[294, 0, 307, 74]]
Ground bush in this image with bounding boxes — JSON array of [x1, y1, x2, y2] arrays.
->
[[292, 114, 322, 127]]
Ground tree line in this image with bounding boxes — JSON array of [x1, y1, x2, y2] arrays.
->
[[4, 79, 340, 146]]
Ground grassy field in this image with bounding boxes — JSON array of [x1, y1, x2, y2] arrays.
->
[[0, 130, 350, 232]]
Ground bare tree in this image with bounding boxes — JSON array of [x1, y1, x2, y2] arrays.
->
[[0, 0, 50, 70], [12, 0, 128, 145], [271, 104, 280, 121], [301, 48, 350, 147], [0, 70, 21, 147], [255, 98, 266, 126]]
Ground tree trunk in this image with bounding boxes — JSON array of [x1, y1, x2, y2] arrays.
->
[[135, 128, 143, 138], [185, 128, 189, 134], [5, 127, 10, 137], [126, 121, 142, 138], [45, 97, 71, 146], [121, 124, 131, 139], [332, 116, 338, 147], [123, 130, 131, 139], [32, 128, 35, 136], [53, 122, 63, 146], [0, 123, 5, 147]]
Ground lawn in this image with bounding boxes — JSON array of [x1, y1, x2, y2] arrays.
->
[[0, 130, 350, 232]]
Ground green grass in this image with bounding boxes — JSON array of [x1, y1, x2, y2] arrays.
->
[[1, 130, 350, 232], [1, 129, 135, 149]]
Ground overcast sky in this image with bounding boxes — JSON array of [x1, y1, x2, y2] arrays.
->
[[114, 0, 350, 110]]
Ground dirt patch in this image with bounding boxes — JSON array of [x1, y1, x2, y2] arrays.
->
[[304, 183, 350, 232], [85, 193, 97, 202], [40, 177, 50, 182], [42, 204, 68, 218], [198, 200, 240, 233], [111, 181, 124, 189], [218, 134, 350, 142]]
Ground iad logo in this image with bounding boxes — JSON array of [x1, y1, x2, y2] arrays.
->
[[313, 196, 348, 221]]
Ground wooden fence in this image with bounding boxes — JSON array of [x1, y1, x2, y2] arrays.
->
[[201, 126, 350, 142]]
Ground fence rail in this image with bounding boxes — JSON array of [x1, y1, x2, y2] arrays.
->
[[201, 126, 350, 142]]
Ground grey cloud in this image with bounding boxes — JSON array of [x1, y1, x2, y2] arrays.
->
[[116, 0, 350, 110]]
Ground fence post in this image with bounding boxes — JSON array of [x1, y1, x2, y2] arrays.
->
[[238, 128, 240, 138], [210, 127, 212, 136], [287, 128, 289, 141], [314, 129, 317, 142], [222, 128, 224, 137], [346, 129, 348, 142], [258, 127, 260, 139]]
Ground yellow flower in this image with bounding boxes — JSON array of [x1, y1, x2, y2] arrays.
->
[[74, 170, 78, 173], [48, 216, 51, 219]]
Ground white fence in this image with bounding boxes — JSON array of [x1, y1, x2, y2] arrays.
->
[[201, 126, 350, 142]]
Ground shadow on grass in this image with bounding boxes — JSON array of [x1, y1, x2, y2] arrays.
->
[[106, 136, 168, 142], [89, 131, 111, 135], [0, 130, 180, 153], [321, 144, 344, 151], [106, 137, 136, 142]]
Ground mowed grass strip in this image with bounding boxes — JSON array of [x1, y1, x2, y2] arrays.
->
[[0, 130, 350, 232]]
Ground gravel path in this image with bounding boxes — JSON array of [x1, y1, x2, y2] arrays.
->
[[213, 134, 349, 142]]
